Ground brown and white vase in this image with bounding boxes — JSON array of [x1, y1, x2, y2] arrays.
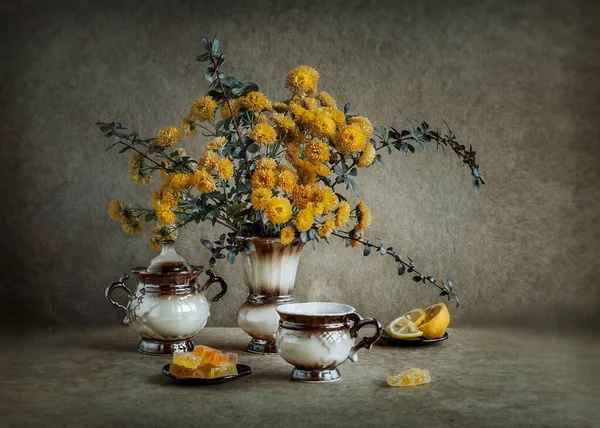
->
[[237, 237, 304, 354]]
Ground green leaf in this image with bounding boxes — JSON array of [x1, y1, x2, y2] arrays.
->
[[212, 39, 220, 53], [226, 251, 236, 264], [363, 246, 371, 256], [247, 143, 260, 153], [348, 168, 357, 177], [344, 103, 351, 114]]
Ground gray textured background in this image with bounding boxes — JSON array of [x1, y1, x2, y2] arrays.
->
[[1, 0, 599, 333]]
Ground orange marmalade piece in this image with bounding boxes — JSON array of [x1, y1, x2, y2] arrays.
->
[[193, 345, 237, 366], [170, 346, 238, 379]]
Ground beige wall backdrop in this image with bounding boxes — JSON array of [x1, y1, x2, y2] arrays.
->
[[1, 0, 599, 332]]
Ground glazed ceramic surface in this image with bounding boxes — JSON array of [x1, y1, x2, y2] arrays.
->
[[276, 302, 383, 382], [106, 242, 227, 354], [237, 237, 303, 354]]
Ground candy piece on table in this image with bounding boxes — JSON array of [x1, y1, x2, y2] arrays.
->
[[172, 351, 202, 369], [387, 368, 431, 387], [193, 345, 237, 366], [208, 364, 238, 378]]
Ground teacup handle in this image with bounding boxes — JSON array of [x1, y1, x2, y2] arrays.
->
[[199, 270, 228, 304], [105, 274, 134, 324], [346, 312, 383, 362]]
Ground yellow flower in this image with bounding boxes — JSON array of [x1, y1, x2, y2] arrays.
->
[[189, 96, 218, 122], [358, 142, 376, 168], [128, 153, 150, 185], [220, 99, 240, 120], [155, 126, 181, 147], [249, 122, 277, 145], [266, 197, 293, 224], [356, 201, 372, 231], [347, 116, 374, 139], [315, 163, 330, 177], [181, 116, 198, 137], [194, 169, 216, 193], [289, 102, 307, 118], [335, 201, 351, 227], [241, 91, 272, 113], [316, 91, 336, 108], [272, 102, 290, 112], [207, 136, 227, 151], [251, 188, 272, 210], [322, 107, 346, 128], [122, 218, 145, 235], [285, 65, 320, 95], [271, 113, 297, 134], [304, 139, 330, 164], [155, 187, 180, 209], [302, 97, 319, 110], [251, 169, 276, 190], [280, 225, 295, 245], [291, 184, 313, 209], [296, 160, 317, 184], [108, 200, 124, 221], [198, 150, 219, 171], [320, 187, 338, 214], [255, 157, 278, 170], [295, 208, 314, 232], [310, 202, 325, 217], [301, 110, 336, 140], [155, 203, 176, 225], [334, 124, 367, 154], [217, 158, 234, 180], [278, 170, 297, 194], [169, 173, 194, 191], [318, 217, 335, 237]]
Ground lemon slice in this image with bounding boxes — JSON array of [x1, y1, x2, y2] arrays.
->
[[418, 302, 450, 339], [386, 316, 424, 339], [401, 308, 426, 326]]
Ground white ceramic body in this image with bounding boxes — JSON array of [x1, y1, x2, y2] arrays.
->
[[128, 286, 210, 342]]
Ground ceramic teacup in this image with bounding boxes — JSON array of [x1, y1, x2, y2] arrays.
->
[[276, 302, 383, 382]]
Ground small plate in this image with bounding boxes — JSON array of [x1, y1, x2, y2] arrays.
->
[[162, 364, 252, 384], [380, 331, 449, 346]]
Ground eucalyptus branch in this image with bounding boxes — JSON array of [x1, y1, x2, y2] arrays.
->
[[330, 231, 459, 306]]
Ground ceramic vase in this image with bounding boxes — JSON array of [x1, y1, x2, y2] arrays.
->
[[237, 237, 304, 354]]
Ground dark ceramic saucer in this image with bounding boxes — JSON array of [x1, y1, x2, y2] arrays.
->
[[162, 364, 252, 384], [380, 331, 449, 346]]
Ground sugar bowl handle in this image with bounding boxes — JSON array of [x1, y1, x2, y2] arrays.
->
[[346, 312, 383, 362], [105, 274, 134, 322], [199, 270, 228, 304]]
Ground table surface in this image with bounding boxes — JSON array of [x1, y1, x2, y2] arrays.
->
[[1, 326, 598, 427]]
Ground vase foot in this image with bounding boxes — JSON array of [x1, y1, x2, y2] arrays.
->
[[246, 338, 278, 354], [138, 339, 195, 355], [291, 368, 342, 383]]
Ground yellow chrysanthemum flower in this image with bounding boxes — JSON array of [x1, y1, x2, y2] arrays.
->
[[241, 91, 272, 113], [169, 173, 194, 191], [272, 102, 290, 112], [128, 153, 150, 185], [334, 124, 368, 154], [291, 184, 313, 209], [181, 116, 198, 137], [301, 110, 336, 140], [271, 113, 297, 134], [278, 170, 297, 194], [154, 187, 180, 209], [302, 97, 319, 110], [318, 217, 335, 238], [356, 201, 372, 231], [217, 158, 234, 180], [310, 202, 325, 217], [304, 139, 330, 164], [266, 197, 293, 225], [285, 65, 320, 95], [289, 102, 307, 119], [221, 99, 240, 120], [122, 218, 145, 235], [251, 188, 272, 210], [155, 126, 181, 147], [251, 169, 276, 190], [322, 107, 346, 128], [108, 200, 124, 221], [296, 160, 317, 184], [249, 122, 277, 146], [335, 201, 351, 227], [155, 203, 176, 226], [189, 96, 218, 122], [198, 150, 219, 172], [347, 116, 374, 139], [207, 136, 227, 151], [280, 225, 295, 245], [194, 169, 217, 193], [255, 157, 278, 170], [315, 163, 330, 177], [316, 91, 337, 108], [295, 208, 314, 232], [358, 142, 376, 168], [320, 187, 338, 214]]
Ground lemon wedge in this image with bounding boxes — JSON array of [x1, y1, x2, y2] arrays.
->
[[385, 316, 424, 339]]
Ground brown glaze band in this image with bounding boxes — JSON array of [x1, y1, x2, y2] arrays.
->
[[279, 320, 348, 331], [249, 237, 304, 260], [277, 312, 350, 326]]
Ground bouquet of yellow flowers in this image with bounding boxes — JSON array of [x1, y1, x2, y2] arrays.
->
[[98, 37, 484, 305]]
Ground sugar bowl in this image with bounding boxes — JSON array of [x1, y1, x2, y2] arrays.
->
[[105, 241, 227, 355]]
